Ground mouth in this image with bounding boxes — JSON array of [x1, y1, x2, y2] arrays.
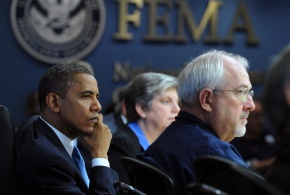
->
[[241, 112, 249, 118], [241, 118, 248, 125], [89, 116, 99, 123], [242, 118, 247, 121]]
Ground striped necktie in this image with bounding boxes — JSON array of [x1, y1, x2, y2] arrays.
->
[[72, 146, 90, 187]]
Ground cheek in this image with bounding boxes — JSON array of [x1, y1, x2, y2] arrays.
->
[[68, 103, 89, 119], [158, 108, 171, 118], [227, 103, 243, 119], [218, 108, 239, 128], [149, 109, 165, 121]]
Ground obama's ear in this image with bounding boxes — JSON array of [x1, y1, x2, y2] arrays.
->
[[46, 93, 61, 113]]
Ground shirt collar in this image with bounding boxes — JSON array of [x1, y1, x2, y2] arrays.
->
[[39, 116, 75, 156], [177, 111, 219, 138], [128, 122, 150, 150]]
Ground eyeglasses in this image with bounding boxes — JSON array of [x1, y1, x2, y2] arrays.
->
[[213, 88, 254, 103]]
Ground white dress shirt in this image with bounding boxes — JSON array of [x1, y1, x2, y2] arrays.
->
[[40, 117, 110, 167]]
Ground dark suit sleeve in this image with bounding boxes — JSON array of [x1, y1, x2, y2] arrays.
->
[[108, 127, 141, 183], [15, 118, 119, 195], [23, 154, 118, 195], [90, 166, 119, 194]]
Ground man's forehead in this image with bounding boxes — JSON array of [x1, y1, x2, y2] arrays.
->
[[72, 74, 98, 89], [223, 62, 251, 88]]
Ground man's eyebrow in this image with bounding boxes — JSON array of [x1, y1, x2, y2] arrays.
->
[[80, 90, 100, 97], [80, 90, 94, 94], [238, 84, 252, 89]]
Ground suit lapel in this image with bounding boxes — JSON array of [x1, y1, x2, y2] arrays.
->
[[35, 118, 70, 158], [35, 118, 89, 190]]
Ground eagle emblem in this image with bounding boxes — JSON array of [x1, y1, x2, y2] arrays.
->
[[11, 0, 106, 63]]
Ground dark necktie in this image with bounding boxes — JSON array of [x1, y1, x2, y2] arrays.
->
[[72, 146, 90, 187]]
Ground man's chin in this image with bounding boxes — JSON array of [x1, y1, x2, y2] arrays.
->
[[77, 127, 94, 136], [85, 128, 95, 135], [235, 126, 246, 137]]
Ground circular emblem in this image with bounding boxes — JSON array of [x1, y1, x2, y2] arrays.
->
[[10, 0, 106, 64]]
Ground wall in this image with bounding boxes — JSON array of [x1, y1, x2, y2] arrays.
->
[[1, 0, 290, 126]]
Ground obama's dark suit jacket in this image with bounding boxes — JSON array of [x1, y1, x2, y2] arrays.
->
[[15, 116, 118, 195]]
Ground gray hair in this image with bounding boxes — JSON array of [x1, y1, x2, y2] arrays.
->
[[178, 50, 249, 107], [125, 72, 177, 122]]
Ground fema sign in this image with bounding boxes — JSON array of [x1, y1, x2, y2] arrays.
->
[[10, 0, 106, 64]]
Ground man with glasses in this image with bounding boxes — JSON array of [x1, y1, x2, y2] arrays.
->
[[138, 50, 255, 194]]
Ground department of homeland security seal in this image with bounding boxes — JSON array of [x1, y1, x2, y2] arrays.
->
[[10, 0, 106, 64]]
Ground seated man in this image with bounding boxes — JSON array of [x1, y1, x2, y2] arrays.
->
[[138, 50, 255, 194], [103, 86, 128, 135], [15, 63, 118, 194]]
